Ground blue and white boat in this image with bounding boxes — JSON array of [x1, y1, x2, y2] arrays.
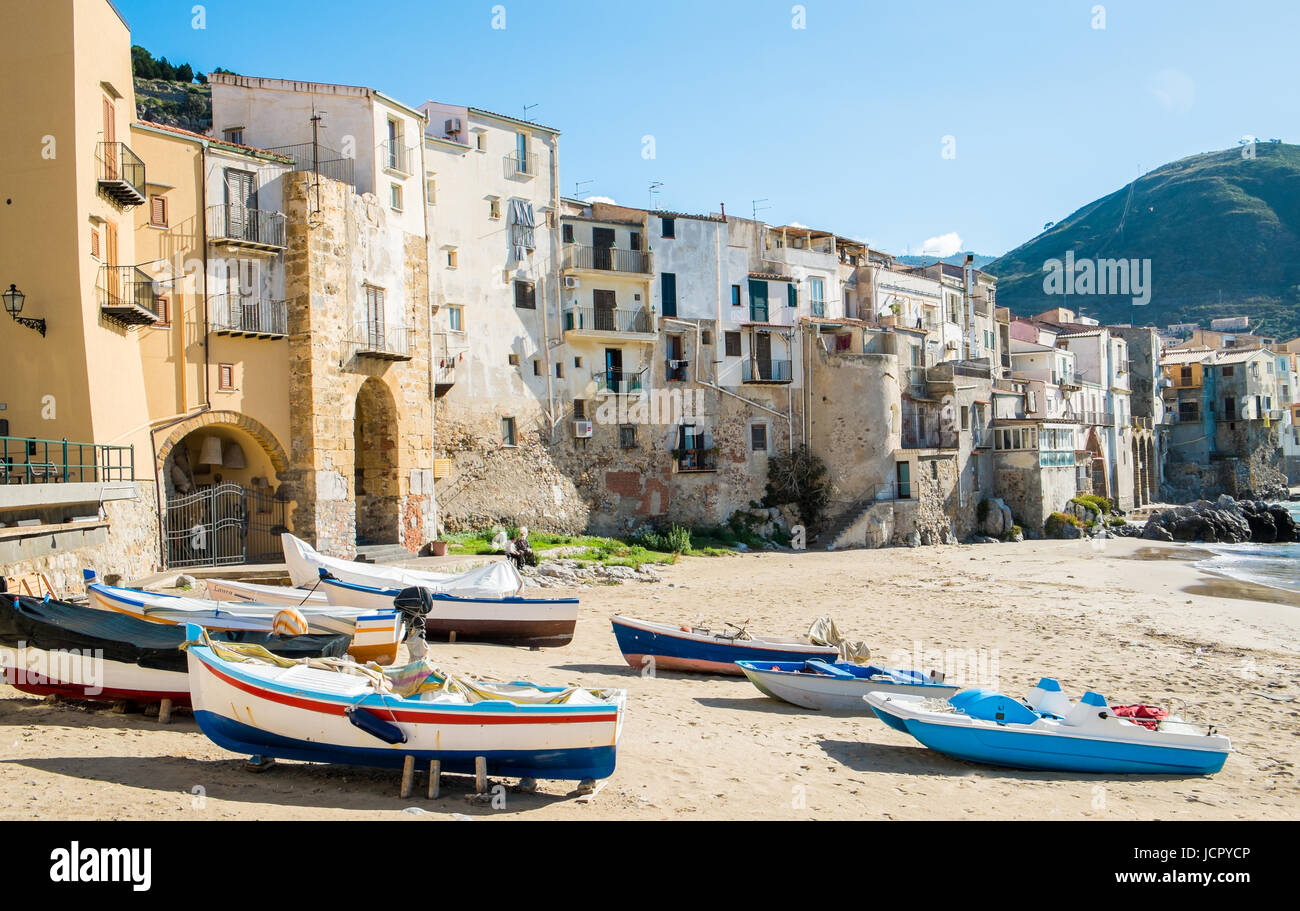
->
[[737, 658, 958, 711], [184, 625, 625, 782], [612, 615, 839, 675], [865, 678, 1231, 775]]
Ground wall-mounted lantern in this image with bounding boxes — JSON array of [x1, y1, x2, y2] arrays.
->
[[3, 284, 45, 337]]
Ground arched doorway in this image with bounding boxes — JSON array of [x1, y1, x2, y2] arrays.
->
[[353, 377, 400, 546], [1085, 429, 1108, 498]]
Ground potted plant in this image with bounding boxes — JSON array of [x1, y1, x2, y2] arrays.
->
[[429, 539, 449, 557]]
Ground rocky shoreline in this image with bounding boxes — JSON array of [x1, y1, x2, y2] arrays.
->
[[1141, 495, 1299, 544]]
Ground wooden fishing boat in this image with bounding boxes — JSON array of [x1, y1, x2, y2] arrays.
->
[[282, 532, 524, 596], [184, 625, 625, 781], [737, 658, 959, 710], [319, 575, 579, 648], [203, 578, 329, 607], [0, 593, 349, 705], [866, 677, 1231, 775], [611, 615, 839, 675], [86, 579, 372, 635]]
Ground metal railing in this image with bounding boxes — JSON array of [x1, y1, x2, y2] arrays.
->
[[504, 153, 538, 179], [1071, 410, 1116, 425], [351, 322, 412, 359], [264, 141, 356, 188], [562, 243, 652, 274], [810, 300, 826, 317], [665, 358, 690, 382], [97, 265, 160, 324], [207, 204, 286, 249], [742, 358, 793, 383], [384, 140, 414, 176], [96, 141, 146, 205], [564, 306, 652, 333], [210, 293, 288, 337], [595, 370, 643, 395], [676, 446, 716, 472], [906, 366, 928, 395], [1, 436, 134, 484]]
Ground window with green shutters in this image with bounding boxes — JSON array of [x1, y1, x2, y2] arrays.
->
[[661, 272, 677, 318], [748, 279, 768, 322], [787, 284, 797, 308]]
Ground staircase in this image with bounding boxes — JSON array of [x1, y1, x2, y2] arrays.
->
[[819, 500, 876, 550], [354, 543, 415, 564]]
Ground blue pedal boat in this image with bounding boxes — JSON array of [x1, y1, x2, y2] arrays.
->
[[865, 678, 1231, 775]]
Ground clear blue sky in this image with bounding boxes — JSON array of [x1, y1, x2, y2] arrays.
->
[[116, 0, 1298, 257]]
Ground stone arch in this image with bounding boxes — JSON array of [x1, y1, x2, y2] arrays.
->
[[353, 377, 400, 546], [1085, 428, 1108, 498], [156, 410, 288, 480]]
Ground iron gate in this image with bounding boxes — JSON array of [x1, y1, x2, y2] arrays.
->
[[163, 482, 288, 568]]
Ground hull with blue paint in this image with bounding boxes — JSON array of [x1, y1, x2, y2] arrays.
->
[[612, 615, 839, 675], [737, 659, 958, 711]]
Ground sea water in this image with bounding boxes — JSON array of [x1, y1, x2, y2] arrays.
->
[[1195, 503, 1300, 594]]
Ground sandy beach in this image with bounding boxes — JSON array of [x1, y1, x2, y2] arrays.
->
[[2, 536, 1297, 821]]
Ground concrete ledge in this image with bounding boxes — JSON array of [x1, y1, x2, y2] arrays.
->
[[0, 522, 111, 566], [0, 481, 141, 512]]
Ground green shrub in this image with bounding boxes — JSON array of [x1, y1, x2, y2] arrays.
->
[[636, 523, 692, 554], [1071, 494, 1113, 515], [762, 445, 832, 527], [1045, 511, 1083, 537]]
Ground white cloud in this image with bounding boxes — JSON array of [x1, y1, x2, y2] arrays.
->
[[584, 195, 616, 205], [787, 221, 808, 228], [918, 232, 963, 258], [1151, 68, 1195, 113]]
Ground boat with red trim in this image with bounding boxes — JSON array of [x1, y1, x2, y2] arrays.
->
[[611, 615, 839, 675]]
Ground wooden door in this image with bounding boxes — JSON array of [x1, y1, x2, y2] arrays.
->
[[593, 289, 616, 331], [102, 97, 117, 178], [592, 227, 614, 270], [104, 221, 120, 302]]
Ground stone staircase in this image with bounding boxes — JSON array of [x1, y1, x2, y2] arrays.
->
[[354, 543, 416, 564], [819, 500, 877, 550]]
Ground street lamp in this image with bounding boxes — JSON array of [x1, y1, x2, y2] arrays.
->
[[3, 284, 46, 337]]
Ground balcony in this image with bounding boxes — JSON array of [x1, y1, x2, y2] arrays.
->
[[210, 293, 288, 339], [676, 446, 717, 473], [562, 244, 652, 275], [1, 436, 134, 484], [563, 306, 653, 340], [594, 370, 643, 396], [207, 204, 286, 252], [383, 140, 414, 177], [905, 366, 929, 397], [351, 322, 413, 361], [1070, 410, 1116, 426], [665, 358, 690, 382], [504, 153, 539, 180], [742, 358, 793, 384], [96, 142, 146, 206], [97, 265, 160, 326]]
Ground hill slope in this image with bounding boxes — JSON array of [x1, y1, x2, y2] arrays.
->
[[984, 143, 1300, 339]]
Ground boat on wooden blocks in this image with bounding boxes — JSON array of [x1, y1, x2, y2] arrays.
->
[[865, 678, 1231, 775], [184, 626, 625, 782], [737, 659, 959, 711], [611, 615, 840, 675], [0, 593, 350, 706]]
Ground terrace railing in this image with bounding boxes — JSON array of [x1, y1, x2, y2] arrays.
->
[[264, 141, 356, 188], [207, 204, 286, 250], [594, 370, 643, 395], [504, 153, 538, 179], [210, 293, 288, 337], [96, 141, 146, 206], [562, 244, 652, 275], [351, 322, 413, 361], [742, 358, 793, 383], [564, 306, 651, 334], [0, 436, 134, 484], [97, 265, 161, 326]]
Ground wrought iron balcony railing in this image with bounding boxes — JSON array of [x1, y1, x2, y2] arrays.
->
[[210, 293, 288, 338], [564, 306, 652, 334], [594, 370, 643, 395], [96, 141, 146, 206], [207, 204, 287, 250], [742, 358, 793, 383], [562, 243, 652, 275], [384, 140, 414, 176], [97, 265, 160, 326], [351, 322, 413, 361], [504, 153, 538, 179]]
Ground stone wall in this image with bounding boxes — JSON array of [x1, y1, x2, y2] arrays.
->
[[0, 485, 160, 594], [280, 172, 435, 558]]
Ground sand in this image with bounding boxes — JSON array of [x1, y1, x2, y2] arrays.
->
[[2, 537, 1297, 820]]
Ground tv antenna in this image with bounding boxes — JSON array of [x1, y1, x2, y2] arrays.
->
[[523, 103, 538, 122], [308, 106, 326, 226], [649, 181, 663, 210], [574, 179, 593, 198], [752, 198, 771, 222]]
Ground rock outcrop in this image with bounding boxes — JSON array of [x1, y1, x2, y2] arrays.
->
[[1141, 495, 1298, 544]]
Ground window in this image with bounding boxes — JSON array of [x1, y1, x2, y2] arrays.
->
[[555, 362, 564, 379], [90, 227, 100, 259], [448, 305, 463, 331], [573, 399, 586, 420], [750, 423, 768, 452], [475, 132, 486, 152], [223, 128, 244, 145], [365, 285, 385, 328], [501, 417, 517, 446], [488, 197, 501, 219], [701, 330, 712, 346], [1222, 365, 1235, 377], [787, 284, 797, 308], [808, 277, 824, 316], [446, 248, 458, 269], [1179, 400, 1199, 422], [660, 272, 677, 318], [514, 280, 536, 310], [516, 131, 528, 170], [619, 425, 637, 449], [1223, 397, 1236, 420], [562, 223, 574, 243], [960, 405, 970, 430], [629, 232, 642, 252], [154, 296, 170, 326], [533, 359, 542, 376], [574, 356, 583, 368], [896, 461, 911, 498], [661, 217, 675, 238], [149, 194, 168, 227], [389, 182, 404, 211], [218, 363, 235, 391], [724, 331, 741, 357], [508, 353, 520, 366], [426, 176, 437, 204], [732, 285, 742, 307]]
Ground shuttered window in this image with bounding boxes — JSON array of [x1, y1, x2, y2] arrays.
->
[[724, 331, 741, 357], [660, 272, 677, 318], [787, 284, 797, 308], [514, 280, 536, 310], [150, 194, 167, 227]]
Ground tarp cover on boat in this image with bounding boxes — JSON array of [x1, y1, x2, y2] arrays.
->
[[0, 595, 350, 673], [806, 617, 871, 664], [283, 533, 525, 598]]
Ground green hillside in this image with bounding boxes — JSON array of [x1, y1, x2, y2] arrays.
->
[[984, 143, 1300, 340]]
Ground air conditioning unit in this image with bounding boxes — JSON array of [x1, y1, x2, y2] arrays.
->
[[444, 117, 462, 137], [573, 420, 593, 438], [563, 276, 580, 289]]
